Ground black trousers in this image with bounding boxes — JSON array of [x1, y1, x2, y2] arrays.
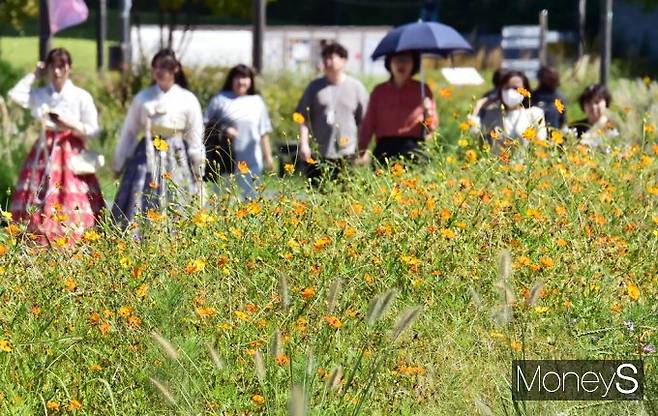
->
[[372, 136, 427, 166], [305, 156, 353, 187]]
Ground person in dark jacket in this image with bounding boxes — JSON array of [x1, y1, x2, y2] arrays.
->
[[532, 66, 567, 129]]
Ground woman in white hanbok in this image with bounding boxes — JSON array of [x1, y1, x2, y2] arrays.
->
[[111, 48, 205, 227]]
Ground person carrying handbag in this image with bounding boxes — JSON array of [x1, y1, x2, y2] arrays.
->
[[7, 48, 104, 246], [204, 64, 273, 200]]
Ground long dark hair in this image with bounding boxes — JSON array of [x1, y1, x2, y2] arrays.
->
[[221, 64, 257, 95], [45, 48, 72, 68], [151, 48, 188, 89]]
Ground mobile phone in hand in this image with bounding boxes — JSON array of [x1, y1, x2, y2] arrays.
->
[[48, 112, 60, 121]]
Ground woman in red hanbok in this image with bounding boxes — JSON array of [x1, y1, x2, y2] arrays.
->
[[7, 48, 104, 245]]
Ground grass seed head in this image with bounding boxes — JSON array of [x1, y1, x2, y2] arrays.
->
[[526, 280, 544, 307], [270, 329, 282, 358], [327, 366, 343, 391], [206, 342, 225, 371], [278, 275, 290, 312], [149, 377, 176, 406], [287, 385, 306, 416], [254, 349, 266, 384], [498, 249, 512, 281], [474, 397, 493, 416], [469, 286, 483, 309], [390, 306, 423, 342], [151, 331, 178, 361], [327, 278, 342, 314], [305, 346, 314, 377]]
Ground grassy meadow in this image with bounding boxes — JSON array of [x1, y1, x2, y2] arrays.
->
[[0, 42, 657, 415]]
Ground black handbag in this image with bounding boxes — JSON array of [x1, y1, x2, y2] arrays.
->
[[203, 120, 234, 182]]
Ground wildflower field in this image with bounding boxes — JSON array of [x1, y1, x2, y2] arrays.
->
[[1, 58, 658, 414], [1, 132, 657, 415]]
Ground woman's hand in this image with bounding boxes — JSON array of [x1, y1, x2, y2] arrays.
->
[[225, 126, 238, 138], [263, 155, 274, 172], [34, 61, 46, 79], [423, 97, 433, 113], [51, 113, 80, 132]]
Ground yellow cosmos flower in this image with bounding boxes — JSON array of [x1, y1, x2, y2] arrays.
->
[[153, 136, 168, 152], [554, 98, 565, 114], [550, 130, 564, 144], [522, 127, 537, 141], [292, 112, 305, 124], [627, 283, 640, 301], [185, 258, 206, 274], [0, 339, 12, 352]]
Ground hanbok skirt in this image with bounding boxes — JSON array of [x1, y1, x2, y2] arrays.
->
[[10, 130, 104, 245], [111, 136, 198, 227]]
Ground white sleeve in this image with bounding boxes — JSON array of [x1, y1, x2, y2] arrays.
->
[[203, 95, 218, 125], [184, 94, 205, 178], [76, 91, 100, 140], [531, 107, 548, 140], [259, 97, 272, 136], [8, 73, 36, 110], [112, 96, 143, 173]]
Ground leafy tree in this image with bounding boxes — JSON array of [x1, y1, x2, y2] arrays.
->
[[625, 0, 658, 9], [0, 0, 38, 31]]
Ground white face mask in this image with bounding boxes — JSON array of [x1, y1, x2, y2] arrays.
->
[[501, 88, 524, 107]]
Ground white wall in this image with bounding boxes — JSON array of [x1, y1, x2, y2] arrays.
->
[[131, 25, 389, 75]]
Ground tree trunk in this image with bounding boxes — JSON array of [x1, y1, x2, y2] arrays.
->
[[168, 11, 177, 49]]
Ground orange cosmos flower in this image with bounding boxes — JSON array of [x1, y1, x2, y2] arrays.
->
[[68, 399, 82, 411], [438, 87, 452, 98], [237, 161, 250, 174], [301, 287, 316, 299], [275, 353, 289, 366], [195, 306, 217, 318], [324, 316, 342, 329], [516, 87, 531, 98]]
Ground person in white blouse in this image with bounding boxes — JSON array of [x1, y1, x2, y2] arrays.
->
[[204, 64, 273, 200], [111, 48, 205, 226], [7, 48, 104, 245], [470, 70, 547, 158]]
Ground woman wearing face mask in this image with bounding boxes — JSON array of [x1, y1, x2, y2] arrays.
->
[[570, 84, 617, 148], [7, 48, 103, 245], [472, 70, 547, 156], [111, 48, 205, 227], [204, 64, 273, 199], [357, 50, 437, 166]]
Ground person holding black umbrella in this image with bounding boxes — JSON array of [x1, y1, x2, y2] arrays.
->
[[357, 50, 437, 166], [358, 20, 472, 166]]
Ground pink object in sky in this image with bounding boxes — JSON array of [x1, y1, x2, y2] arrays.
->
[[48, 0, 89, 34]]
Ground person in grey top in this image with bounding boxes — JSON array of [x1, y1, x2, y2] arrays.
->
[[296, 42, 368, 182]]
